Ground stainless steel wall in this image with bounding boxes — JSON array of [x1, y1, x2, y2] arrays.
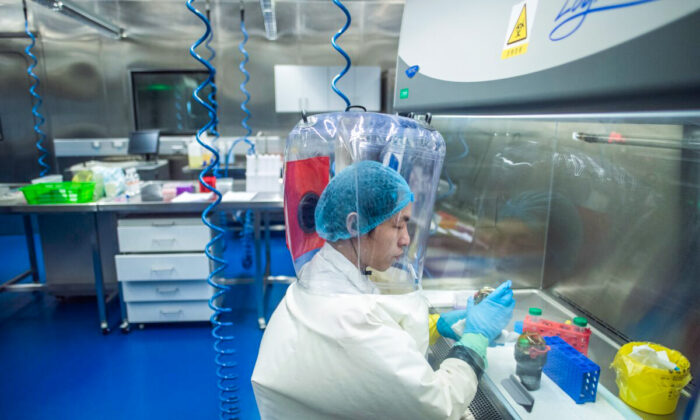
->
[[0, 0, 403, 181], [428, 114, 700, 381]]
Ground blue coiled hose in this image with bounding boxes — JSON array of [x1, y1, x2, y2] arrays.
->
[[223, 7, 255, 178], [331, 0, 352, 109], [238, 5, 255, 271], [204, 9, 222, 178], [238, 7, 255, 156], [186, 1, 239, 418], [24, 5, 50, 177]]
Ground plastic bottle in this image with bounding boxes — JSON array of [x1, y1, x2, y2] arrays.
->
[[188, 139, 203, 168], [529, 307, 542, 323], [514, 332, 550, 391], [473, 286, 494, 304], [124, 167, 140, 198], [188, 137, 213, 169], [573, 316, 588, 333]]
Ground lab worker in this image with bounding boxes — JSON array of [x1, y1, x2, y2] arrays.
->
[[252, 160, 515, 420]]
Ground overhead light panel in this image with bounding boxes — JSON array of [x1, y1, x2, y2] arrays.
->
[[260, 0, 277, 41], [32, 0, 125, 39]]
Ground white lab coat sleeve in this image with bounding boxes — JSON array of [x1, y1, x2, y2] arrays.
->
[[337, 305, 479, 420]]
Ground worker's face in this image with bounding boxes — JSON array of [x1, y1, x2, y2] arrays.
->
[[359, 204, 412, 272]]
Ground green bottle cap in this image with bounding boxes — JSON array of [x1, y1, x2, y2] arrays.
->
[[518, 337, 530, 346], [528, 307, 542, 316], [573, 317, 588, 327]]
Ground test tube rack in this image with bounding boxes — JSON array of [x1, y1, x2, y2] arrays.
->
[[523, 315, 591, 355], [543, 336, 600, 404]]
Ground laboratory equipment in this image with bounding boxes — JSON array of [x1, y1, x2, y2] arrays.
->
[[131, 70, 212, 134], [203, 5, 220, 178], [611, 342, 691, 415], [139, 182, 162, 202], [187, 136, 213, 169], [20, 182, 95, 205], [31, 0, 125, 39], [543, 336, 600, 404], [186, 0, 234, 418], [245, 154, 281, 193], [198, 175, 215, 193], [330, 0, 351, 108], [127, 130, 160, 161], [237, 3, 256, 279], [237, 5, 255, 156], [65, 160, 168, 182], [523, 314, 591, 356], [501, 374, 535, 413], [473, 286, 494, 304], [513, 331, 550, 391], [23, 0, 50, 178], [528, 307, 542, 323], [394, 1, 700, 113], [124, 167, 140, 197]]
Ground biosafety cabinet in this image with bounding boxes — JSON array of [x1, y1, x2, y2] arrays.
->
[[396, 1, 700, 418]]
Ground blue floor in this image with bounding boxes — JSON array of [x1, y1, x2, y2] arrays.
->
[[0, 284, 289, 420], [0, 227, 292, 420]]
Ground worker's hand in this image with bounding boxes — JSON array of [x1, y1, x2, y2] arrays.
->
[[436, 309, 467, 341], [464, 280, 515, 345]]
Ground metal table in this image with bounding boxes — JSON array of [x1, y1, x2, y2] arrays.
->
[[0, 191, 283, 333], [0, 201, 114, 330]]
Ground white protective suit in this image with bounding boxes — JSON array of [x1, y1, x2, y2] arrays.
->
[[252, 243, 478, 420]]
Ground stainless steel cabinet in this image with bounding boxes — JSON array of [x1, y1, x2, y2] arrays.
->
[[274, 65, 380, 112], [116, 217, 213, 324]]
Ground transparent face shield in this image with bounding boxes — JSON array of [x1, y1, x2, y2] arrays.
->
[[283, 112, 445, 295]]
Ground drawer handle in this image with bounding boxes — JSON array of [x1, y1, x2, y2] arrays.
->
[[151, 221, 176, 227], [152, 237, 176, 243], [150, 266, 175, 273], [159, 309, 184, 316], [156, 287, 180, 294]]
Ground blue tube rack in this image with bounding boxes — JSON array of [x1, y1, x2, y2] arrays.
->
[[543, 336, 600, 404]]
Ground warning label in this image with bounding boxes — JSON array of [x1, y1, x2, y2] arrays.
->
[[507, 5, 528, 44], [502, 0, 538, 60]]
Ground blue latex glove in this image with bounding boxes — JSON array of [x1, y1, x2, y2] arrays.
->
[[464, 280, 515, 345], [436, 309, 467, 341]]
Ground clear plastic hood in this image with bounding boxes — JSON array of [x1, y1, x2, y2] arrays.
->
[[283, 112, 445, 294]]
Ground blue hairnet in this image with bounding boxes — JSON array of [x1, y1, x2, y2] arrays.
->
[[315, 160, 414, 242]]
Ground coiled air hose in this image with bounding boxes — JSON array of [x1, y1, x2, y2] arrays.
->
[[23, 1, 50, 177], [331, 0, 352, 109], [186, 1, 239, 418]]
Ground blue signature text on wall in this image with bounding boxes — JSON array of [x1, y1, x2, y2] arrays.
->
[[550, 0, 658, 41]]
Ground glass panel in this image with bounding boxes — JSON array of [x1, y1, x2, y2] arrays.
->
[[426, 113, 700, 381], [425, 117, 557, 290], [131, 71, 213, 134]]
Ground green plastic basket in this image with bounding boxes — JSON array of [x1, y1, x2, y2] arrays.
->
[[20, 182, 96, 204]]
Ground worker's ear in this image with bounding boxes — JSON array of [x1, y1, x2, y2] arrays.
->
[[346, 212, 359, 236]]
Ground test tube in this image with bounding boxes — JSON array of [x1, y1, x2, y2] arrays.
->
[[529, 307, 542, 324]]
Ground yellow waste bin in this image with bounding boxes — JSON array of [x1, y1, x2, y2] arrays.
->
[[611, 342, 691, 415]]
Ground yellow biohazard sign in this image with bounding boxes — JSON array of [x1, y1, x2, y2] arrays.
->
[[502, 0, 538, 60], [507, 5, 528, 44]]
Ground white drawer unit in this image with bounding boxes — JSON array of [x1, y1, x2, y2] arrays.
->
[[117, 218, 210, 253], [126, 300, 213, 323], [121, 280, 214, 302], [116, 216, 215, 328], [115, 253, 209, 281]]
